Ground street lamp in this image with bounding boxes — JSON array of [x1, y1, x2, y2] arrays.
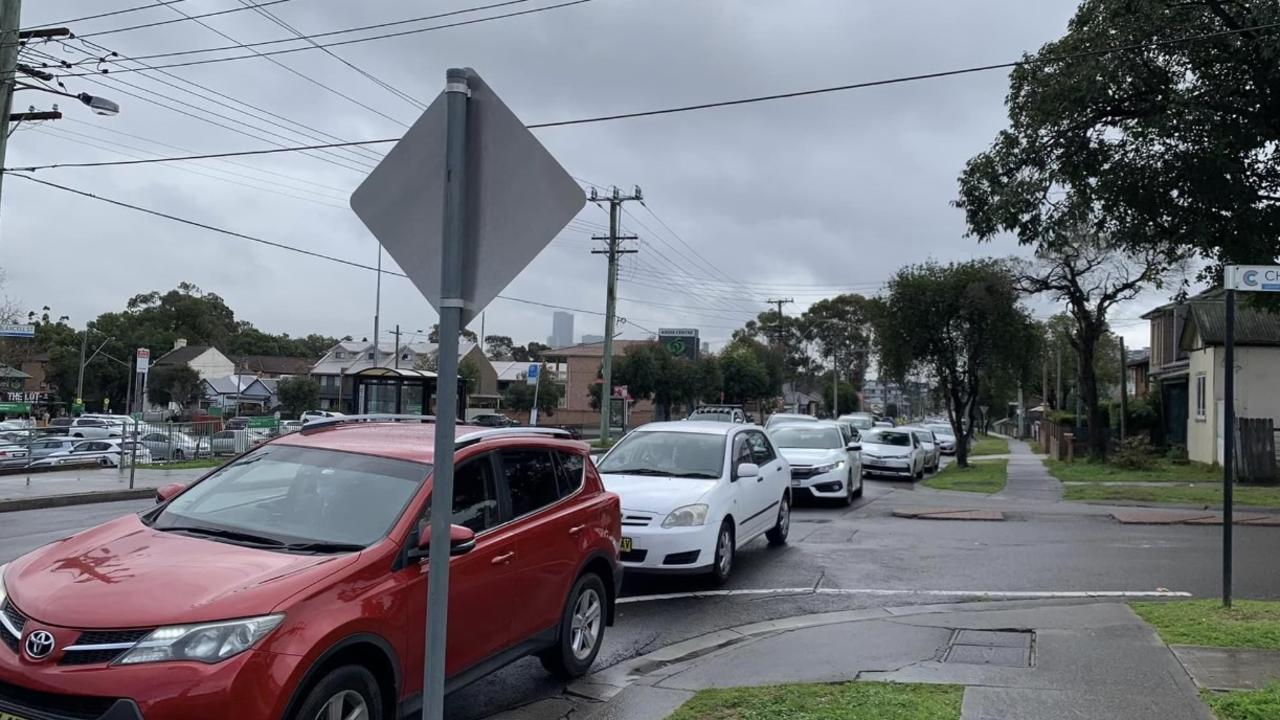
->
[[14, 82, 121, 117]]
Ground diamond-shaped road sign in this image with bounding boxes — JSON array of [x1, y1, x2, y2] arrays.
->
[[350, 70, 585, 326]]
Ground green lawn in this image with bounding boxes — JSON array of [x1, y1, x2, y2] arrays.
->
[[139, 459, 223, 471], [1046, 458, 1219, 483], [970, 435, 1010, 456], [1204, 684, 1280, 720], [1063, 483, 1280, 509], [1130, 600, 1280, 650], [924, 460, 1008, 494], [667, 682, 963, 720]]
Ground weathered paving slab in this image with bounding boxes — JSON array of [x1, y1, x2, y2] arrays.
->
[[1110, 510, 1218, 525], [1170, 645, 1280, 691], [893, 508, 1006, 521]]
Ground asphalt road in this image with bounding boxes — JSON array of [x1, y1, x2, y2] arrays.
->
[[3, 479, 1279, 719]]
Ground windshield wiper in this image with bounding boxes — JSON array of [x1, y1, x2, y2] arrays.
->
[[161, 525, 287, 547], [663, 471, 719, 479], [281, 541, 366, 554], [603, 468, 717, 479]]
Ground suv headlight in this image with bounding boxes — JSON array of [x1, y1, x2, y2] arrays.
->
[[115, 614, 284, 665], [662, 504, 709, 528]]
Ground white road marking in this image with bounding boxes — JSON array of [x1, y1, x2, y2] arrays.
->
[[618, 587, 1193, 604]]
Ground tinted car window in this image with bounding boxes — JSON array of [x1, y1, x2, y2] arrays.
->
[[449, 456, 501, 532], [555, 451, 585, 497], [501, 449, 561, 517], [745, 431, 776, 464]]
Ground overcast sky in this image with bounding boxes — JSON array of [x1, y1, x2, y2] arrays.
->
[[4, 0, 1193, 353]]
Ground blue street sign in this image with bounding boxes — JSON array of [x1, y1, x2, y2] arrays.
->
[[526, 363, 540, 385]]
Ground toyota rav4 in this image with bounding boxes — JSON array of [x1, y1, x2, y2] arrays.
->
[[0, 419, 622, 720]]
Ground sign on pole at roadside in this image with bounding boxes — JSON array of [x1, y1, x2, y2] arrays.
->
[[1225, 265, 1280, 292], [350, 68, 585, 720], [0, 324, 34, 338], [526, 363, 540, 386], [135, 348, 150, 374]]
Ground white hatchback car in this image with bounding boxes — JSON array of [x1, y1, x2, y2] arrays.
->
[[596, 421, 791, 583], [769, 422, 863, 504]]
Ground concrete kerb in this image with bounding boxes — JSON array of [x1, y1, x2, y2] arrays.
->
[[567, 595, 1179, 713], [0, 488, 155, 513]]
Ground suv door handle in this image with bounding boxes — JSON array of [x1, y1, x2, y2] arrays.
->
[[491, 552, 516, 565], [569, 524, 586, 535]]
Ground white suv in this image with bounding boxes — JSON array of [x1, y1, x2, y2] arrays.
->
[[596, 421, 791, 583], [67, 416, 125, 439]]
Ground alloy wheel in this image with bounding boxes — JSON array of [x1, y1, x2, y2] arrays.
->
[[315, 689, 368, 720], [569, 588, 603, 661], [778, 496, 790, 535], [717, 527, 734, 577]]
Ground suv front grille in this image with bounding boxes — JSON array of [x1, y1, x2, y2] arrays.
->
[[0, 678, 120, 720]]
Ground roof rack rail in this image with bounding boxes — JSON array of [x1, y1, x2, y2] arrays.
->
[[300, 414, 436, 433], [455, 427, 572, 447]]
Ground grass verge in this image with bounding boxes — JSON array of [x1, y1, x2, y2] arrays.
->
[[1130, 600, 1280, 650], [1203, 684, 1280, 720], [667, 682, 963, 720], [970, 435, 1010, 456], [924, 460, 1008, 494], [138, 459, 223, 471], [1063, 483, 1280, 509], [1046, 458, 1218, 483]]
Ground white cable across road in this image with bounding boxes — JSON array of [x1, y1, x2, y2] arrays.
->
[[618, 587, 1193, 604]]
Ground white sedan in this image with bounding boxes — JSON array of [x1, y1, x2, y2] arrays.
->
[[768, 422, 862, 505], [859, 428, 926, 480], [597, 421, 792, 583], [29, 439, 151, 468]]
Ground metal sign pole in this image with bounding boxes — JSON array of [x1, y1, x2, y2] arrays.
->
[[1223, 286, 1235, 609], [531, 365, 541, 427], [422, 68, 470, 720]]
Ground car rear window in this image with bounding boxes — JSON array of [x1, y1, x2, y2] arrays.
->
[[501, 449, 562, 517], [769, 426, 843, 449], [867, 430, 912, 447]]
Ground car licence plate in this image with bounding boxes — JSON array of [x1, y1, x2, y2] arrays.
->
[[1, 711, 33, 720], [620, 537, 633, 553]]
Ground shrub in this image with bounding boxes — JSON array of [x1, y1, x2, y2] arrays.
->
[[1112, 436, 1157, 470], [1166, 444, 1190, 465]]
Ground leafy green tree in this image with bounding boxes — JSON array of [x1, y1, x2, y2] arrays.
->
[[502, 363, 563, 417], [277, 376, 321, 418], [956, 0, 1280, 271], [147, 365, 202, 411], [428, 324, 478, 343], [511, 342, 550, 362], [459, 358, 481, 395], [802, 294, 874, 392], [484, 335, 515, 360], [871, 260, 1037, 467]]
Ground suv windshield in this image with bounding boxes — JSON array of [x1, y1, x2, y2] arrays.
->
[[770, 426, 843, 450], [597, 431, 725, 478], [866, 430, 912, 447], [152, 444, 429, 548]]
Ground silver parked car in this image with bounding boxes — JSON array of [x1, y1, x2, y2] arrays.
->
[[903, 426, 941, 473], [137, 431, 202, 461]]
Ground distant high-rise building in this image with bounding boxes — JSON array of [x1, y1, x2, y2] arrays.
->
[[550, 312, 574, 348], [581, 334, 605, 344], [701, 341, 710, 355]]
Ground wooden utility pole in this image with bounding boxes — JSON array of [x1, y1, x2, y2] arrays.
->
[[590, 186, 641, 442]]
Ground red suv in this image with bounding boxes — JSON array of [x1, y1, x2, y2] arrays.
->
[[0, 421, 622, 720]]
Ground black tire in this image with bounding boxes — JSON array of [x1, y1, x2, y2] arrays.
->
[[852, 471, 864, 498], [915, 464, 925, 480], [710, 521, 735, 585], [840, 472, 855, 506], [766, 494, 790, 545], [540, 573, 607, 680], [174, 449, 186, 461], [289, 665, 382, 720], [98, 457, 112, 467]]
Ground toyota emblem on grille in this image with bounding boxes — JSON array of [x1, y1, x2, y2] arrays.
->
[[25, 630, 55, 660]]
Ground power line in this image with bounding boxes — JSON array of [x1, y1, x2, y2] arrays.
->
[[21, 0, 191, 30], [75, 0, 295, 39], [41, 0, 593, 74], [14, 18, 1279, 174], [7, 173, 615, 320], [149, 0, 411, 129], [234, 0, 426, 111]]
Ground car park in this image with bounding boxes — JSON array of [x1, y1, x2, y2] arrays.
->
[[29, 438, 151, 468], [596, 421, 791, 583], [66, 417, 125, 439], [925, 423, 959, 455], [764, 412, 818, 429], [768, 422, 862, 505], [0, 419, 622, 720], [859, 427, 926, 479], [903, 426, 941, 473], [25, 437, 79, 462]]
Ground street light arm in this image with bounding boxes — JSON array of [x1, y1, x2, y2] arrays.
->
[[13, 82, 120, 116]]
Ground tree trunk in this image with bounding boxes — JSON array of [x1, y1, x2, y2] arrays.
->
[[1077, 330, 1107, 460]]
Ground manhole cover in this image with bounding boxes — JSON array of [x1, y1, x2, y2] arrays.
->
[[943, 630, 1033, 668]]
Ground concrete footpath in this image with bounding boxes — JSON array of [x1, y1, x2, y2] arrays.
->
[[549, 599, 1211, 720], [0, 466, 207, 512]]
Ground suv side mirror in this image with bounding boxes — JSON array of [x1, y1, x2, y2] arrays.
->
[[734, 462, 759, 480], [154, 482, 184, 504], [409, 524, 477, 560], [846, 443, 861, 452]]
